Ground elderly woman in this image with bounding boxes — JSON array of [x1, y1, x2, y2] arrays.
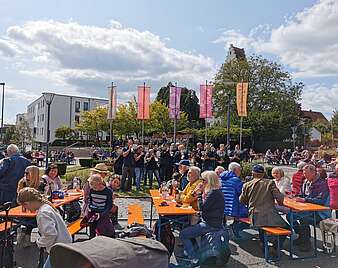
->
[[42, 164, 63, 194], [271, 167, 292, 195], [179, 171, 225, 264]]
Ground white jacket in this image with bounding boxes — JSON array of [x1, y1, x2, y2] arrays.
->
[[36, 204, 72, 253]]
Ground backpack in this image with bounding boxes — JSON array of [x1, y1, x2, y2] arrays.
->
[[153, 221, 175, 256]]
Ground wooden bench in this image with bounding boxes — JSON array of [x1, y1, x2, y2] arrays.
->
[[127, 204, 146, 238], [67, 218, 86, 241], [238, 218, 291, 262]]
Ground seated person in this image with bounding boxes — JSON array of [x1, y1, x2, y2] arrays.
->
[[176, 166, 202, 210], [239, 165, 290, 256], [271, 167, 292, 195], [107, 175, 120, 224], [287, 164, 331, 252], [328, 163, 338, 179], [220, 162, 248, 239], [292, 161, 307, 195], [179, 171, 225, 264], [85, 174, 115, 239]]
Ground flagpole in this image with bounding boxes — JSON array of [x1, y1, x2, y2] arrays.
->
[[174, 82, 177, 144], [110, 82, 114, 152], [142, 82, 145, 145], [205, 80, 208, 144]]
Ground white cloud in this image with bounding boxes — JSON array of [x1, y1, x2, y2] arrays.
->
[[215, 0, 338, 78], [302, 84, 338, 119], [1, 20, 216, 102]]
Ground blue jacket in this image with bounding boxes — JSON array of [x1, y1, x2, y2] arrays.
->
[[0, 154, 31, 203], [220, 171, 248, 218]]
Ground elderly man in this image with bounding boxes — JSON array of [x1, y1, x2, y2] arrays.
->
[[0, 144, 30, 204], [177, 159, 190, 190], [240, 165, 289, 255], [177, 166, 202, 210], [292, 161, 307, 195], [220, 162, 248, 239], [288, 164, 331, 252]]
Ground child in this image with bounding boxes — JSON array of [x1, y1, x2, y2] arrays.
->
[[17, 187, 72, 268], [107, 175, 120, 224], [87, 174, 115, 238]]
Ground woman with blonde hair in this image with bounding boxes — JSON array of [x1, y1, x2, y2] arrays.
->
[[17, 165, 46, 193], [179, 171, 225, 264], [17, 188, 72, 268]]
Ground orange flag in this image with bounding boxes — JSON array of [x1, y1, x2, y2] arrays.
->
[[236, 82, 248, 117], [137, 85, 150, 120]]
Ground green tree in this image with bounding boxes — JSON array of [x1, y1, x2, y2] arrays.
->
[[214, 55, 303, 148], [55, 125, 75, 140], [3, 126, 16, 145], [76, 107, 109, 144], [156, 82, 201, 127], [14, 118, 32, 151]]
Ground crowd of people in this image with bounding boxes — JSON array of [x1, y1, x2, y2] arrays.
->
[[0, 142, 337, 267]]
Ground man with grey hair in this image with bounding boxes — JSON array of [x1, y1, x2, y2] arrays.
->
[[0, 144, 30, 204], [287, 163, 330, 252], [292, 161, 307, 195]]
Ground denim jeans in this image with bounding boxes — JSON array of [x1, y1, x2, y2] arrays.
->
[[43, 256, 51, 268], [179, 221, 220, 258], [134, 167, 144, 190], [147, 169, 161, 188]]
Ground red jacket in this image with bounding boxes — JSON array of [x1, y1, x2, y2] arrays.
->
[[292, 170, 305, 195]]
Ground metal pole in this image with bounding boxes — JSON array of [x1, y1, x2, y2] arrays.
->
[[142, 82, 145, 145], [240, 117, 243, 151], [110, 82, 114, 152], [226, 92, 231, 150], [46, 103, 51, 169], [173, 82, 177, 144], [205, 80, 208, 144], [0, 83, 5, 143]]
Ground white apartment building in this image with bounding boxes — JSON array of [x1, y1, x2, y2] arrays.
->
[[27, 93, 108, 144]]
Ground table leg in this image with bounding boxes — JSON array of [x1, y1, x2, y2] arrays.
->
[[150, 199, 153, 229], [158, 216, 161, 241], [313, 211, 317, 257], [289, 210, 294, 260]]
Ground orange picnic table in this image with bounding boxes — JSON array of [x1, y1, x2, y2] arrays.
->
[[149, 190, 196, 240], [282, 197, 331, 259], [0, 191, 83, 218]]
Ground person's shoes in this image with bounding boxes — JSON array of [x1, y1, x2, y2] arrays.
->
[[298, 242, 312, 252]]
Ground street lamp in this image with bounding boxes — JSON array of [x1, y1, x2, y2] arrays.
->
[[0, 82, 5, 143], [43, 92, 55, 169]]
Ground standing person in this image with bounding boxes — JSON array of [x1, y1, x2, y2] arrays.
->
[[292, 161, 307, 195], [271, 167, 292, 195], [179, 171, 225, 264], [217, 144, 230, 170], [17, 188, 72, 268], [121, 139, 135, 192], [159, 144, 173, 182], [202, 144, 217, 171], [0, 144, 31, 204], [134, 145, 145, 191], [239, 165, 290, 256], [112, 146, 123, 177], [42, 164, 63, 194], [145, 149, 161, 189], [86, 174, 115, 239]]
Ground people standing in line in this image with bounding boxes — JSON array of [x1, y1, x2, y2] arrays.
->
[[134, 145, 145, 191], [17, 188, 72, 268], [0, 144, 31, 204], [121, 139, 135, 192]]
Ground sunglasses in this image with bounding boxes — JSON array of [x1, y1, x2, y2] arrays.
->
[[25, 172, 29, 175]]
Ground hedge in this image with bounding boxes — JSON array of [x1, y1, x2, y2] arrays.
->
[[79, 158, 93, 168], [55, 162, 67, 176]]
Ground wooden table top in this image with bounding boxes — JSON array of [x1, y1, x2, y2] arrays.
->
[[150, 189, 196, 216], [283, 197, 330, 212]]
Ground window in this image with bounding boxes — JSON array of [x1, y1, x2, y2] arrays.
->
[[75, 115, 80, 124], [83, 102, 89, 111], [41, 114, 44, 122], [75, 101, 80, 112], [41, 128, 44, 136]]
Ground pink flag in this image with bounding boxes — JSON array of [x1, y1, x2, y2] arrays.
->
[[137, 85, 150, 120], [107, 86, 116, 120], [199, 84, 213, 118], [169, 86, 182, 119]]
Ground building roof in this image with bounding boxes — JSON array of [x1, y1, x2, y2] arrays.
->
[[301, 110, 329, 123], [228, 44, 246, 61]]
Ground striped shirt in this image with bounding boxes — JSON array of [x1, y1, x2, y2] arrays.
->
[[89, 187, 112, 216]]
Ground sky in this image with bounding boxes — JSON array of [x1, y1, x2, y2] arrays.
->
[[0, 0, 338, 123]]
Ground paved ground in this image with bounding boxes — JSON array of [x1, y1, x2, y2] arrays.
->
[[13, 166, 338, 267]]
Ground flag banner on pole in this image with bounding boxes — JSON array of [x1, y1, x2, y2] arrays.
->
[[137, 85, 150, 120], [236, 82, 248, 117], [169, 86, 182, 119], [199, 84, 213, 118], [107, 86, 116, 120]]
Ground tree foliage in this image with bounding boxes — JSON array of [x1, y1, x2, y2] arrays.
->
[[55, 125, 75, 140], [332, 109, 338, 131], [214, 55, 303, 146], [3, 119, 32, 151]]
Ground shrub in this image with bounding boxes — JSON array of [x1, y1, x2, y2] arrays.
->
[[62, 168, 91, 183], [92, 160, 106, 167], [79, 158, 93, 168], [55, 162, 67, 176]]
